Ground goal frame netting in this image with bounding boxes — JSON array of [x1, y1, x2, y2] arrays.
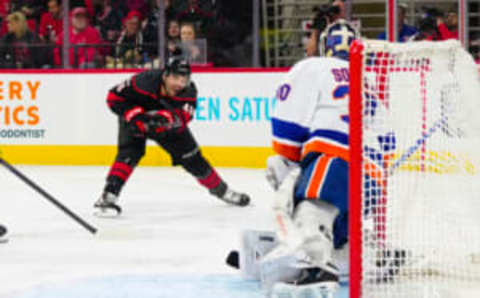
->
[[349, 38, 480, 298]]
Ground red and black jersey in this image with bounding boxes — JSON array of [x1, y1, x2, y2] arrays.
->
[[106, 69, 197, 124]]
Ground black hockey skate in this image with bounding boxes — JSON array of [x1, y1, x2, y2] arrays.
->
[[0, 224, 7, 243], [94, 192, 122, 217], [295, 266, 340, 285], [218, 188, 250, 207], [270, 266, 340, 298], [210, 182, 250, 207]]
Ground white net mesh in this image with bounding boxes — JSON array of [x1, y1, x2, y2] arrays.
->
[[356, 40, 480, 298]]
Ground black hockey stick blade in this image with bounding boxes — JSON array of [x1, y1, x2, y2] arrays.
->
[[0, 158, 97, 235]]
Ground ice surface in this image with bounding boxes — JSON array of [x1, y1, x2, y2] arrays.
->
[[0, 166, 348, 298]]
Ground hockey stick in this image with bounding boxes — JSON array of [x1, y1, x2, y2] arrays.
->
[[0, 158, 97, 234]]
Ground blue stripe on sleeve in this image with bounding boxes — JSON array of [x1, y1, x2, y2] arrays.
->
[[310, 130, 349, 146], [272, 118, 310, 143]]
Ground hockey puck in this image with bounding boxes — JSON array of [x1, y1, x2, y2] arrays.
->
[[226, 250, 240, 269]]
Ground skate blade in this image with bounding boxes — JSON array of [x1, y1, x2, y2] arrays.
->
[[219, 198, 253, 208], [93, 207, 121, 218], [270, 281, 339, 298]]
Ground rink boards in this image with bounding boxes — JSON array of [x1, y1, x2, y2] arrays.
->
[[0, 69, 286, 167]]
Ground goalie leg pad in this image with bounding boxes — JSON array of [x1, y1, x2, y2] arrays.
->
[[239, 230, 279, 279], [294, 153, 349, 249], [259, 243, 303, 290], [292, 200, 339, 272]]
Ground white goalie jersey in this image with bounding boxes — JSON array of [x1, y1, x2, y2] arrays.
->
[[272, 57, 350, 163]]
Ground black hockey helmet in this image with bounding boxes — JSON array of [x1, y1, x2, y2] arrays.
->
[[164, 49, 191, 78]]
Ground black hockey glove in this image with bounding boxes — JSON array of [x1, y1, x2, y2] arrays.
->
[[144, 110, 184, 138], [124, 106, 149, 137]]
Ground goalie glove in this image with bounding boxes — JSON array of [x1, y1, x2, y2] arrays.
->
[[266, 155, 299, 190]]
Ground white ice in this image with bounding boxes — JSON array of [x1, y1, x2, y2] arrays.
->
[[0, 166, 349, 298]]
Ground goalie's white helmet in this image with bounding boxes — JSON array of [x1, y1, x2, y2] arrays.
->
[[319, 19, 359, 61]]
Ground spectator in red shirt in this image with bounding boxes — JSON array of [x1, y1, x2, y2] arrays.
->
[[54, 7, 103, 68], [0, 0, 10, 20], [39, 0, 62, 43], [437, 7, 458, 40]]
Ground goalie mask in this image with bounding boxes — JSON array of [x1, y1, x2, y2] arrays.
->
[[319, 19, 359, 61]]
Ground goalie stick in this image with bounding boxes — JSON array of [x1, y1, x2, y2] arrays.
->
[[0, 158, 97, 235]]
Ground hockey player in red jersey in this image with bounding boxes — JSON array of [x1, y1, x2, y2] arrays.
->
[[95, 54, 250, 215]]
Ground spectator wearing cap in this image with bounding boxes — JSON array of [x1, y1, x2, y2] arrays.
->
[[95, 0, 123, 43], [436, 6, 459, 40], [39, 0, 63, 43], [126, 0, 147, 19], [0, 11, 46, 68], [70, 0, 95, 17], [54, 7, 103, 68], [378, 4, 417, 42], [107, 10, 144, 68]]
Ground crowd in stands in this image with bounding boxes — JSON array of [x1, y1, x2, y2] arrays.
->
[[0, 0, 254, 68], [306, 1, 479, 63], [0, 0, 477, 69]]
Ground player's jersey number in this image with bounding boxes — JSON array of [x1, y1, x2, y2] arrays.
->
[[331, 68, 350, 124], [276, 84, 291, 101]]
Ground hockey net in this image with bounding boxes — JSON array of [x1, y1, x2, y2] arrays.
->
[[349, 39, 480, 298]]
